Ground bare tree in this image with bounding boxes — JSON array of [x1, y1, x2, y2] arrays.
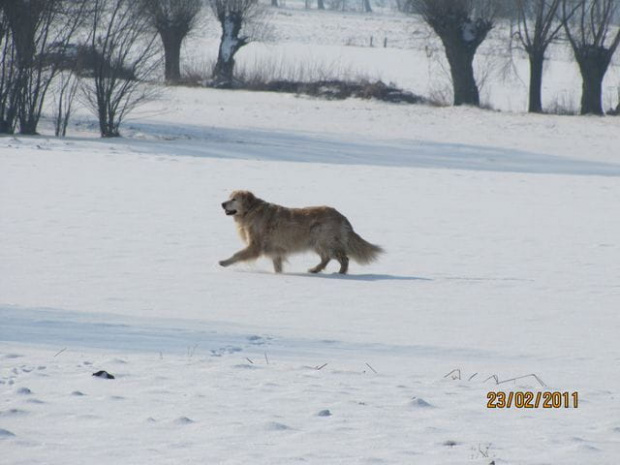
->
[[514, 0, 565, 112], [1, 0, 86, 134], [408, 0, 501, 106], [140, 0, 202, 83], [0, 4, 18, 134], [562, 0, 620, 115], [83, 0, 160, 137], [53, 70, 80, 137], [208, 0, 262, 88]]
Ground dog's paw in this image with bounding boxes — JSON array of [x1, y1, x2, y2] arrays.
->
[[219, 260, 230, 267]]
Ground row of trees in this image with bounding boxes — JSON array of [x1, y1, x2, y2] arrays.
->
[[409, 0, 620, 115], [0, 0, 257, 137], [0, 0, 156, 136], [1, 0, 619, 139], [153, 0, 620, 115]]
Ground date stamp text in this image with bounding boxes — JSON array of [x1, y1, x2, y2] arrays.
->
[[487, 391, 579, 409]]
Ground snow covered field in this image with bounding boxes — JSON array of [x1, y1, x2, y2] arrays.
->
[[2, 5, 620, 465]]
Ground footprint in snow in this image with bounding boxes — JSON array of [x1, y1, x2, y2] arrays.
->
[[409, 397, 435, 408], [25, 399, 45, 405], [0, 428, 16, 438], [0, 408, 29, 417], [233, 363, 259, 370], [266, 422, 292, 431], [174, 417, 195, 425], [16, 387, 32, 395]]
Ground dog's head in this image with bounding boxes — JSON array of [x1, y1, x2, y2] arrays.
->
[[221, 190, 257, 217]]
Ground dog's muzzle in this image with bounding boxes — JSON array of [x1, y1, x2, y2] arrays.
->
[[222, 202, 237, 216]]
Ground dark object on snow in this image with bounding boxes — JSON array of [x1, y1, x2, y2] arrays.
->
[[210, 78, 425, 105], [92, 370, 115, 379]]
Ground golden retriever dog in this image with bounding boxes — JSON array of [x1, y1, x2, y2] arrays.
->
[[219, 190, 383, 274]]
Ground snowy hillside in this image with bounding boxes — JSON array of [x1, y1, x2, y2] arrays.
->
[[2, 4, 620, 465]]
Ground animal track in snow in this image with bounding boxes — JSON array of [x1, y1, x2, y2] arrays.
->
[[0, 428, 16, 438]]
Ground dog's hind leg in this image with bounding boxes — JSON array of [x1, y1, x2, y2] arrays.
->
[[334, 250, 349, 274], [273, 256, 284, 273], [309, 254, 330, 274]]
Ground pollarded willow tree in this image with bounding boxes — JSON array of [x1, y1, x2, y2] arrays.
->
[[408, 0, 501, 106], [514, 0, 565, 113], [208, 0, 263, 88], [562, 0, 620, 115], [140, 0, 202, 83]]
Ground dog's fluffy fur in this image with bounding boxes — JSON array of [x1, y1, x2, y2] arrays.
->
[[219, 190, 383, 274]]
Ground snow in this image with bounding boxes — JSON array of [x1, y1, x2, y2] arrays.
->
[[462, 21, 477, 43], [220, 17, 239, 63], [2, 5, 620, 465]]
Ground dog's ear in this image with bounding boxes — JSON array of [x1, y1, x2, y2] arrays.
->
[[243, 191, 256, 207]]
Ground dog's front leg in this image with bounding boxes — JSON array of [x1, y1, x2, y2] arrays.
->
[[219, 245, 261, 267]]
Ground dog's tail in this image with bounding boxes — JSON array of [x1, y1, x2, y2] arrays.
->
[[346, 231, 384, 264]]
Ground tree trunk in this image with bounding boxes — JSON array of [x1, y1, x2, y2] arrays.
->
[[429, 15, 491, 108], [579, 70, 604, 116], [363, 0, 372, 13], [98, 100, 120, 137], [444, 43, 479, 106], [271, 0, 278, 6], [213, 56, 236, 88], [317, 0, 325, 9], [213, 15, 245, 88], [160, 30, 183, 83], [18, 115, 38, 135], [527, 51, 544, 113], [0, 92, 18, 134], [100, 117, 120, 137], [575, 48, 610, 116], [0, 119, 15, 134]]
